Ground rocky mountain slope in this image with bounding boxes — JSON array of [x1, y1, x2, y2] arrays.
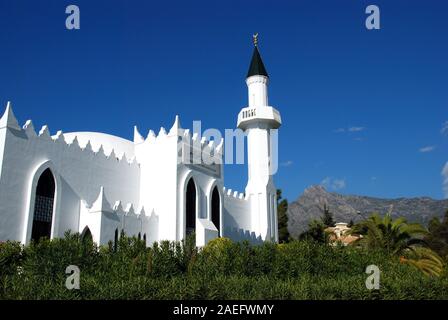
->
[[287, 185, 448, 239]]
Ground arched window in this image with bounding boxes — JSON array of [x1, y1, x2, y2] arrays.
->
[[31, 168, 55, 242], [186, 178, 196, 236], [138, 232, 141, 241], [211, 187, 220, 236], [114, 228, 118, 251], [81, 227, 93, 243], [143, 234, 147, 244]]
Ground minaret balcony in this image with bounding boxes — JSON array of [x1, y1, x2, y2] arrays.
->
[[237, 106, 282, 130]]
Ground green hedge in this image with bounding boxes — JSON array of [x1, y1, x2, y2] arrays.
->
[[0, 232, 447, 300]]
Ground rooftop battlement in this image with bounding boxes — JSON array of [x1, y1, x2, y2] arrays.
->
[[0, 102, 140, 169], [134, 115, 224, 167]]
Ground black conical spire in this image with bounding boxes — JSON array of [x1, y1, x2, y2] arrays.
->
[[246, 34, 268, 78]]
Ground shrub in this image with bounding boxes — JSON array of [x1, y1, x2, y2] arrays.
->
[[1, 232, 447, 299], [0, 241, 23, 277]]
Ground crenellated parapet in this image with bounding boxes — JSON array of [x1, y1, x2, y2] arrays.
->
[[181, 129, 223, 167], [223, 226, 263, 245], [79, 187, 157, 245], [133, 115, 181, 146], [223, 187, 248, 201], [0, 102, 140, 170], [134, 115, 224, 176], [86, 186, 150, 218]]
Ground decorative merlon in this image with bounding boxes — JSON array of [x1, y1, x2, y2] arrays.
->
[[113, 200, 125, 214], [168, 115, 183, 136], [84, 140, 93, 152], [23, 120, 37, 137], [90, 186, 112, 213], [222, 187, 247, 201], [38, 125, 51, 139], [108, 148, 117, 160], [0, 102, 21, 130], [125, 203, 136, 216], [146, 129, 156, 142], [158, 127, 167, 137], [134, 126, 145, 144]]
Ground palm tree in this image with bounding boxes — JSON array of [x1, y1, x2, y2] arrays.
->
[[350, 213, 444, 276], [399, 247, 445, 277], [351, 213, 426, 254]]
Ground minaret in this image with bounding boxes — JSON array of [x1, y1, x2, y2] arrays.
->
[[237, 34, 282, 242]]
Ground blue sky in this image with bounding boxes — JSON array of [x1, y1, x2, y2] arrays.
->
[[0, 0, 447, 201]]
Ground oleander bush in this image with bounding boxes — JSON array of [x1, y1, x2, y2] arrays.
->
[[0, 232, 447, 300]]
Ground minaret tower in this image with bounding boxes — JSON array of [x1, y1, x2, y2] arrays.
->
[[237, 34, 282, 242]]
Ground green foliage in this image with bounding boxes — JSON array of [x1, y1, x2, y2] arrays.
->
[[297, 204, 336, 243], [298, 219, 328, 244], [322, 204, 335, 228], [350, 213, 427, 255], [400, 247, 445, 277], [425, 211, 448, 260], [0, 232, 447, 299], [350, 213, 445, 276], [276, 189, 290, 243], [0, 241, 23, 278]]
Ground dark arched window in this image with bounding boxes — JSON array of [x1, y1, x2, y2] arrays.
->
[[186, 178, 196, 236], [138, 232, 141, 241], [31, 168, 55, 242], [81, 227, 93, 243], [211, 187, 220, 236], [143, 234, 147, 244], [114, 228, 118, 251]]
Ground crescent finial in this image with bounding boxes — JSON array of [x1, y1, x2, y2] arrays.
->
[[253, 33, 259, 47]]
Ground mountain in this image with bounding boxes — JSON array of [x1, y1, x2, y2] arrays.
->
[[287, 185, 448, 239]]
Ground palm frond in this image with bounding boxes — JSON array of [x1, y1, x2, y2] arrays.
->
[[401, 246, 445, 277]]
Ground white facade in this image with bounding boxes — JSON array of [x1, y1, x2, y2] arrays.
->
[[0, 46, 281, 247]]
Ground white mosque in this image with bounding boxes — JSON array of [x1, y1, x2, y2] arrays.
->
[[0, 39, 282, 247]]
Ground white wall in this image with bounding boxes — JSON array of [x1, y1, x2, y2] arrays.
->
[[135, 127, 179, 242], [0, 109, 140, 244], [0, 105, 279, 246], [222, 190, 251, 232]]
